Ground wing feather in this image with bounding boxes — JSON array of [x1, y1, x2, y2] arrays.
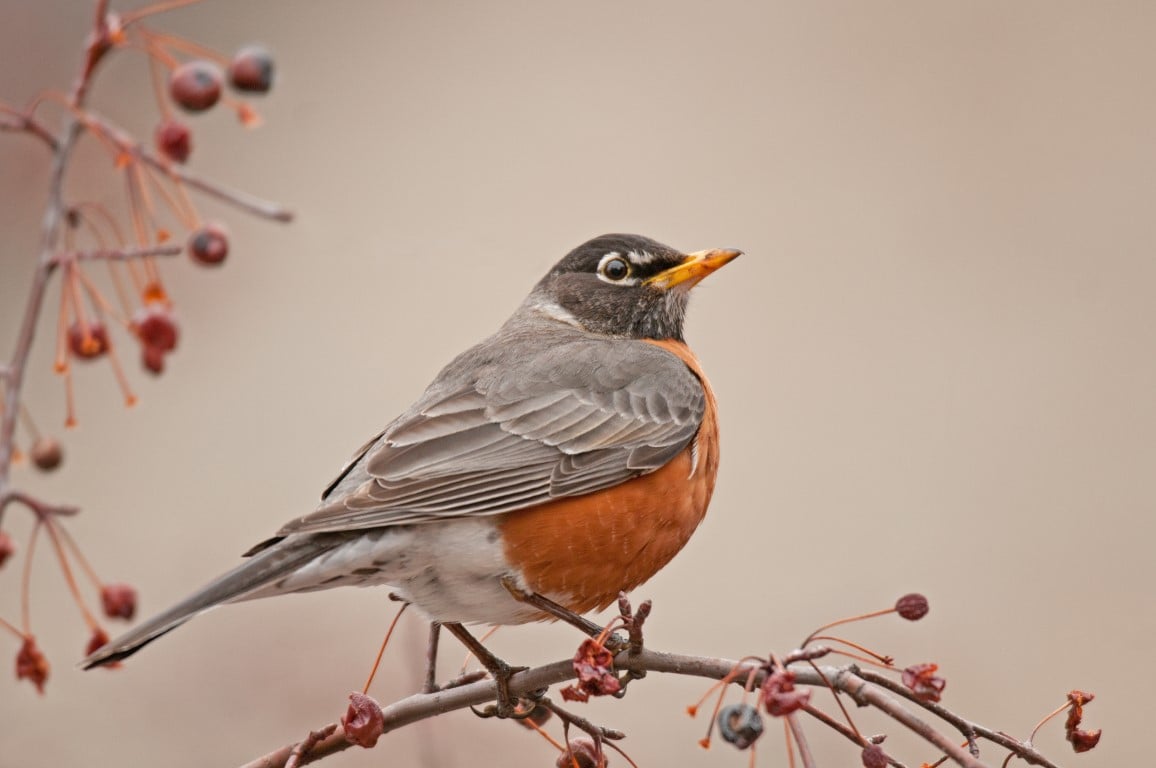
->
[[278, 337, 705, 536]]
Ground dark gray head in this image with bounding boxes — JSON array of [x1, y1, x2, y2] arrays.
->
[[522, 234, 740, 341]]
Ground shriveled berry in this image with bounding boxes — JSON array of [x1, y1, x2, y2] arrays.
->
[[556, 738, 607, 768], [101, 583, 138, 621], [188, 223, 228, 266], [169, 60, 223, 112], [0, 531, 14, 568], [717, 703, 764, 750], [902, 663, 946, 702], [861, 744, 888, 768], [30, 437, 63, 471], [68, 321, 110, 360], [342, 692, 385, 748], [896, 593, 929, 621], [228, 45, 274, 93], [16, 636, 49, 694], [155, 119, 192, 163], [761, 668, 811, 716], [864, 744, 887, 768]]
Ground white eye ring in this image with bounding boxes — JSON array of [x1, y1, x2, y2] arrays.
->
[[597, 252, 633, 283]]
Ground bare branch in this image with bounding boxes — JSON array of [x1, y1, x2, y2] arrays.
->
[[837, 669, 988, 768], [143, 150, 295, 222], [0, 114, 59, 151], [1, 491, 80, 518], [81, 112, 294, 222], [51, 243, 183, 266], [855, 669, 1061, 768]]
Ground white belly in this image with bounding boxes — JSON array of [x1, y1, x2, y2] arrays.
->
[[259, 518, 546, 625]]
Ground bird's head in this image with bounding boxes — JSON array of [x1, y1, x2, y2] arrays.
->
[[524, 233, 741, 341]]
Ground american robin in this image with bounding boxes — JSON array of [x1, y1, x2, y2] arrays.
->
[[83, 233, 739, 675]]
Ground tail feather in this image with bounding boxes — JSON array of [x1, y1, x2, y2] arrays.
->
[[82, 532, 347, 669]]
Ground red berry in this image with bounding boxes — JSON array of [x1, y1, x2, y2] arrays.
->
[[896, 593, 929, 621], [228, 45, 274, 93], [188, 223, 229, 266], [155, 119, 192, 163], [68, 321, 110, 360], [30, 437, 63, 471], [101, 583, 138, 621], [142, 344, 166, 375], [169, 61, 223, 112], [134, 305, 179, 352]]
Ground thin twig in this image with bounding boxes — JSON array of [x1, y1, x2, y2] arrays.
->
[[801, 704, 909, 768], [0, 114, 60, 151], [854, 669, 1058, 768], [51, 243, 183, 266], [836, 669, 988, 768], [83, 112, 294, 222]]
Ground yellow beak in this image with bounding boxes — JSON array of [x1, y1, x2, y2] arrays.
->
[[643, 248, 742, 290]]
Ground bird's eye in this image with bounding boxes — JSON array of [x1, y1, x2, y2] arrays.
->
[[601, 257, 630, 281]]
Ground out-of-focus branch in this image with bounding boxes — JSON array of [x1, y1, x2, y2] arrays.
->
[[0, 1, 115, 526], [83, 112, 294, 222], [0, 113, 59, 151], [51, 243, 183, 266]]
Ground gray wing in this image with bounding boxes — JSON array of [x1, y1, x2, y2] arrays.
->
[[277, 339, 705, 535]]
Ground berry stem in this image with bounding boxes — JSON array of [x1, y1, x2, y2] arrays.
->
[[142, 162, 198, 229], [40, 516, 101, 631], [0, 612, 25, 640], [806, 635, 894, 666], [139, 27, 231, 67], [1026, 700, 1070, 745], [361, 602, 408, 695], [521, 714, 569, 753], [119, 0, 205, 27], [786, 713, 817, 768], [802, 606, 896, 647], [804, 658, 862, 740], [782, 717, 797, 768], [18, 403, 42, 442], [55, 521, 104, 591], [20, 520, 41, 632]]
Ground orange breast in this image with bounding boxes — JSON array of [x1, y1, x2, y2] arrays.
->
[[498, 339, 720, 616]]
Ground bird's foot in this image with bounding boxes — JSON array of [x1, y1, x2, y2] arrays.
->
[[442, 621, 532, 718]]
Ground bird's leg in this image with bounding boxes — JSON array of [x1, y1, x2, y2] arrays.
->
[[423, 622, 441, 694], [499, 577, 607, 636], [442, 622, 529, 718]]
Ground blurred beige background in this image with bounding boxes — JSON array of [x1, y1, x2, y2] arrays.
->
[[0, 1, 1150, 766]]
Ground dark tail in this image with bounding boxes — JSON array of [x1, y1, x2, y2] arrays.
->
[[82, 533, 335, 668]]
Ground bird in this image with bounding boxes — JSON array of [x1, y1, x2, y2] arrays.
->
[[83, 233, 739, 674]]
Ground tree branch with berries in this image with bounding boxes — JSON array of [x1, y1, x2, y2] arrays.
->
[[0, 0, 290, 690], [237, 594, 1101, 768]]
